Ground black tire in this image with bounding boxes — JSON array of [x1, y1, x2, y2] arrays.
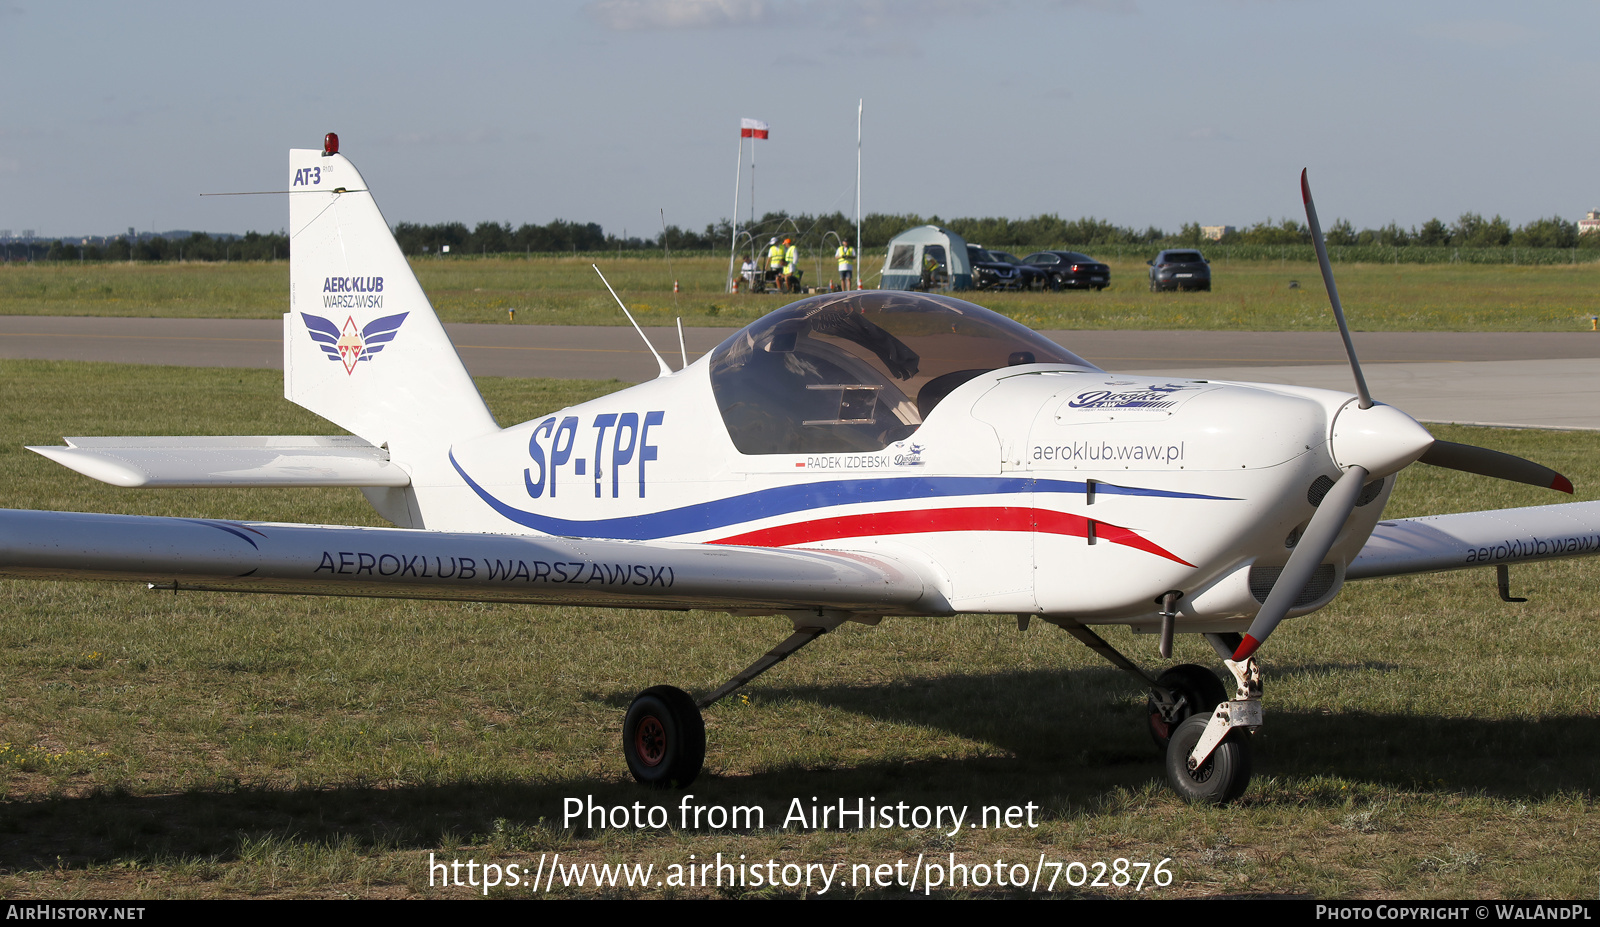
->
[[1165, 714, 1252, 805], [623, 685, 705, 789], [1147, 664, 1227, 750]]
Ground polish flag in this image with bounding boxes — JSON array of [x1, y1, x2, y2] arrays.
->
[[740, 118, 769, 139]]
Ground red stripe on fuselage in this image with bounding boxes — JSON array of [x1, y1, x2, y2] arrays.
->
[[708, 506, 1193, 566]]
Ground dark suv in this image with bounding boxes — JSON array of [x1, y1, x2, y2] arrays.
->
[[1148, 250, 1211, 292], [967, 245, 1049, 290]]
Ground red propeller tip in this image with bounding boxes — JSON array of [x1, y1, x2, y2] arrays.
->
[[1300, 169, 1310, 204], [1232, 634, 1261, 662], [1553, 474, 1574, 494]]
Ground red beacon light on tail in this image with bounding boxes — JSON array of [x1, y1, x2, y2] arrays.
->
[[323, 133, 339, 156]]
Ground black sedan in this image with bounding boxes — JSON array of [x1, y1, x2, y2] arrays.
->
[[1020, 251, 1112, 290], [1148, 249, 1211, 292]]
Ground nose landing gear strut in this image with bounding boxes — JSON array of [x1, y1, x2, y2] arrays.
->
[[1042, 616, 1262, 804]]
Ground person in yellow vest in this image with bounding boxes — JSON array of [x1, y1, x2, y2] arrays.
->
[[764, 237, 784, 291], [781, 238, 799, 292], [835, 240, 855, 290], [921, 251, 941, 290]]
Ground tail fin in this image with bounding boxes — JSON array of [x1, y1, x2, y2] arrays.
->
[[284, 146, 498, 461]]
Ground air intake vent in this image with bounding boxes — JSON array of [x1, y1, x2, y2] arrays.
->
[[1309, 474, 1388, 508], [1249, 562, 1337, 607]]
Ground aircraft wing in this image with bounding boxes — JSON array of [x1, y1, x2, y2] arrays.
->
[[27, 436, 407, 488], [1347, 501, 1600, 580], [0, 509, 947, 615]]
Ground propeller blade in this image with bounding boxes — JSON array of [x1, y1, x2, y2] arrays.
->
[[1418, 440, 1574, 493], [1234, 465, 1369, 661], [1301, 169, 1373, 410]]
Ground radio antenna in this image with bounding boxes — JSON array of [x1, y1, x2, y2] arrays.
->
[[593, 264, 672, 378]]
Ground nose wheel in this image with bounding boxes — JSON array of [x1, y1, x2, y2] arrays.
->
[[1162, 657, 1261, 804], [1165, 714, 1252, 804]]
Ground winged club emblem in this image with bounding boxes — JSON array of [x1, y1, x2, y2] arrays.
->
[[301, 312, 409, 375]]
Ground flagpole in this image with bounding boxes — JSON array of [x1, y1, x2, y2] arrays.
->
[[727, 132, 743, 293], [856, 98, 863, 290]]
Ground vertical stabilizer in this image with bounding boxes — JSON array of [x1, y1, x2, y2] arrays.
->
[[284, 147, 498, 464]]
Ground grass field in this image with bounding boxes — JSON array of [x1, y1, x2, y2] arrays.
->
[[1, 360, 1597, 898], [3, 254, 1599, 332]]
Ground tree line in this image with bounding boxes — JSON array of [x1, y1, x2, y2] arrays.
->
[[9, 211, 1596, 263], [1208, 213, 1593, 249], [390, 211, 1600, 255], [23, 231, 289, 263]]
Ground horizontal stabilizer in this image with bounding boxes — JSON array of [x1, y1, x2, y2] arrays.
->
[[29, 436, 409, 488], [1348, 501, 1600, 580], [0, 509, 945, 615]]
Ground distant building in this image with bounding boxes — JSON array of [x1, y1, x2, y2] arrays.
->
[[1579, 211, 1600, 236], [1202, 225, 1235, 241]]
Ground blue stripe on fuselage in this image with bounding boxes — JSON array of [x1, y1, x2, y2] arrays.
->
[[448, 451, 1235, 541]]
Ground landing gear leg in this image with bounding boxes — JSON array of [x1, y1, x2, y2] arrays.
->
[[622, 612, 844, 789], [1041, 616, 1260, 804]]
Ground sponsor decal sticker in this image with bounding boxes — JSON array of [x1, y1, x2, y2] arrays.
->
[[1065, 383, 1200, 412], [893, 442, 926, 467]]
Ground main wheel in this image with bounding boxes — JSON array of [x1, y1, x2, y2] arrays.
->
[[1147, 664, 1227, 750], [1165, 713, 1252, 804], [623, 685, 705, 788]]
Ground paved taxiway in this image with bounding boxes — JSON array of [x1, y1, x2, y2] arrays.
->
[[3, 316, 1597, 430]]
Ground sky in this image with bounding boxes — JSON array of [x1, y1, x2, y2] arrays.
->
[[2, 1, 1596, 240]]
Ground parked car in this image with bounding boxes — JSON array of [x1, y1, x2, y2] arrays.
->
[[1020, 251, 1112, 291], [1147, 249, 1211, 292], [966, 245, 1049, 290], [972, 247, 1051, 290]]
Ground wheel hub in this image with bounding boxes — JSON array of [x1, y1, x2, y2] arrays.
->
[[635, 716, 666, 767]]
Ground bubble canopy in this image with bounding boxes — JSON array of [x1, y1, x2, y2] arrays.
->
[[708, 291, 1098, 455]]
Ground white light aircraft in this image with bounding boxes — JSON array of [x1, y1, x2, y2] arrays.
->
[[5, 136, 1597, 803]]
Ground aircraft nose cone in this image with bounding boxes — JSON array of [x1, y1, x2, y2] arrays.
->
[[1329, 400, 1434, 478]]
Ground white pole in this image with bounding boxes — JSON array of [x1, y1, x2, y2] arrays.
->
[[727, 132, 743, 293], [750, 131, 757, 227], [856, 98, 863, 289]]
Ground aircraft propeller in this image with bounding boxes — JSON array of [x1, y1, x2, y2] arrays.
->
[[1232, 171, 1572, 662]]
